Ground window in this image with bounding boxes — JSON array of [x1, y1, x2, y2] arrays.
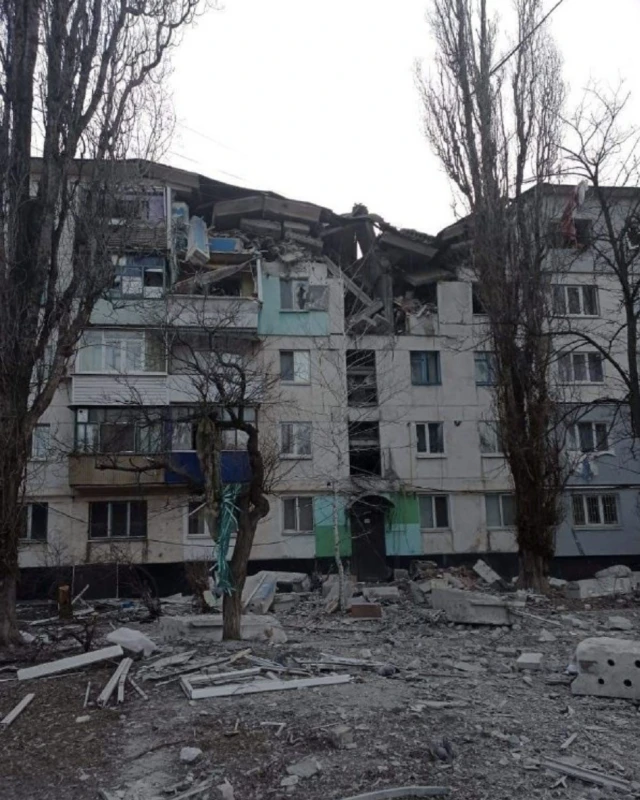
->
[[347, 350, 377, 405], [485, 494, 516, 528], [280, 278, 309, 311], [547, 218, 592, 249], [280, 351, 310, 384], [111, 256, 166, 299], [282, 496, 314, 533], [348, 421, 381, 476], [77, 330, 165, 373], [475, 352, 497, 386], [559, 352, 604, 383], [416, 423, 445, 455], [19, 503, 48, 541], [280, 422, 312, 457], [410, 351, 441, 386], [31, 424, 51, 460], [479, 421, 503, 454], [572, 494, 619, 526], [89, 501, 147, 539], [471, 283, 486, 315], [552, 285, 598, 316], [75, 408, 164, 454], [419, 495, 449, 529], [568, 422, 609, 453], [169, 407, 256, 452]]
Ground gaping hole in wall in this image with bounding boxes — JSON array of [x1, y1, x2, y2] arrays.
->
[[346, 350, 378, 406], [348, 421, 381, 477], [393, 281, 437, 334]]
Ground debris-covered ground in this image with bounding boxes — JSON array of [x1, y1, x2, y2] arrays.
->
[[3, 565, 640, 800]]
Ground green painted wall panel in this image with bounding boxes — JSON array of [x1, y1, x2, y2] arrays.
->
[[258, 274, 328, 337], [385, 492, 422, 555], [314, 495, 351, 558]]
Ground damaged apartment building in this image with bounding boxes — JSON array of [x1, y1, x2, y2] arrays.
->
[[18, 162, 640, 591]]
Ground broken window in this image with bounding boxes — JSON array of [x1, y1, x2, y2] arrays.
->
[[280, 422, 312, 457], [474, 352, 497, 386], [280, 351, 311, 383], [552, 285, 598, 316], [485, 494, 516, 528], [187, 502, 210, 537], [348, 422, 381, 476], [282, 497, 314, 533], [111, 255, 166, 299], [410, 351, 441, 386], [419, 495, 449, 529], [547, 218, 592, 249], [347, 350, 378, 406], [280, 279, 309, 311], [416, 423, 444, 454], [471, 283, 486, 315], [19, 503, 48, 541], [572, 494, 618, 526], [89, 501, 147, 539], [558, 352, 604, 383], [75, 408, 164, 454], [567, 422, 609, 453], [479, 421, 503, 455], [30, 424, 51, 460]]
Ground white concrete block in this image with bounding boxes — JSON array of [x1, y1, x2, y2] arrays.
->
[[431, 587, 513, 626], [158, 614, 287, 644], [595, 565, 632, 579], [473, 559, 503, 585], [516, 652, 544, 671], [565, 576, 632, 600], [607, 616, 633, 631], [106, 627, 158, 657], [572, 637, 640, 699]]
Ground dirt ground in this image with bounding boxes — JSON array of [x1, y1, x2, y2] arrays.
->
[[2, 578, 640, 800]]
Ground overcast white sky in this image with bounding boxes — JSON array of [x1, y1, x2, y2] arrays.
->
[[168, 0, 640, 234]]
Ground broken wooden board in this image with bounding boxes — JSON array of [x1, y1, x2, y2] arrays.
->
[[338, 787, 450, 800], [181, 673, 352, 701], [540, 758, 637, 792], [0, 693, 35, 726], [17, 645, 124, 681], [97, 657, 133, 707], [117, 658, 133, 703]]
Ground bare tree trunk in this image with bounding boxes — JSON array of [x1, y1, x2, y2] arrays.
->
[[222, 515, 252, 640], [518, 540, 551, 592], [222, 589, 243, 641], [0, 572, 20, 646]]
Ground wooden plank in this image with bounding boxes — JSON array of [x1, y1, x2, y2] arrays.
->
[[72, 584, 90, 605], [0, 693, 35, 726], [17, 645, 124, 681], [540, 758, 632, 791], [188, 667, 262, 686], [83, 681, 91, 708], [97, 658, 131, 707], [185, 673, 352, 701], [339, 787, 450, 800], [322, 256, 375, 306], [128, 677, 149, 701], [29, 607, 95, 626], [117, 658, 133, 703]]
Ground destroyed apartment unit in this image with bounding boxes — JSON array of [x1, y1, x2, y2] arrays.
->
[[18, 166, 640, 595]]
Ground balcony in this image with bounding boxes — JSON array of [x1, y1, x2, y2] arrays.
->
[[71, 375, 168, 405], [167, 295, 259, 331], [68, 454, 164, 489]]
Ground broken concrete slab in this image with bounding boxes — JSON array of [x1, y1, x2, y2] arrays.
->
[[363, 586, 400, 602], [329, 724, 354, 749], [595, 564, 632, 579], [572, 637, 640, 699], [180, 747, 202, 763], [272, 594, 301, 610], [565, 575, 632, 600], [158, 614, 287, 644], [287, 756, 322, 779], [516, 652, 544, 671], [17, 645, 124, 681], [242, 571, 277, 614], [538, 629, 557, 643], [393, 569, 410, 582], [271, 571, 311, 592], [431, 587, 517, 626], [473, 559, 503, 586], [408, 582, 426, 605], [607, 616, 633, 631], [322, 574, 355, 598], [105, 627, 158, 657], [548, 577, 567, 589], [561, 614, 589, 630]]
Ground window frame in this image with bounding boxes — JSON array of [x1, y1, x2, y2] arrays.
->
[[485, 493, 516, 529], [19, 502, 48, 542], [552, 284, 599, 317], [31, 424, 51, 461], [410, 351, 441, 386], [282, 496, 314, 534], [471, 283, 486, 315], [280, 422, 313, 458], [280, 278, 309, 312], [571, 493, 620, 527], [478, 421, 504, 456], [418, 494, 450, 530], [474, 351, 497, 386], [76, 330, 166, 375], [567, 421, 610, 454], [415, 422, 445, 456], [88, 500, 147, 540], [559, 352, 604, 384], [279, 350, 311, 384]]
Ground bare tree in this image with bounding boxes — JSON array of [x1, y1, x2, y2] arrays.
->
[[0, 0, 211, 645], [417, 0, 567, 588]]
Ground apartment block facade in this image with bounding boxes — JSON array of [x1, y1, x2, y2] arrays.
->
[[18, 165, 640, 589]]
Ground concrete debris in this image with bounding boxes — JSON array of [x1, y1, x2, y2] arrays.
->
[[19, 631, 36, 644], [548, 577, 567, 589], [217, 779, 235, 800], [453, 661, 484, 673], [516, 652, 544, 671], [17, 645, 124, 681], [363, 586, 400, 602], [106, 627, 158, 657], [349, 600, 382, 619], [538, 629, 557, 643], [286, 756, 322, 779], [473, 559, 503, 586], [180, 746, 203, 763], [324, 576, 354, 613], [540, 757, 636, 792], [338, 789, 450, 800], [97, 657, 133, 708], [280, 775, 299, 788], [158, 614, 287, 644], [272, 593, 301, 610], [181, 673, 352, 701], [393, 569, 410, 582], [329, 724, 354, 749], [607, 615, 633, 631], [571, 636, 640, 699], [595, 564, 632, 579], [565, 575, 632, 600], [431, 587, 519, 626], [75, 715, 91, 724], [242, 571, 277, 614], [561, 615, 589, 630]]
